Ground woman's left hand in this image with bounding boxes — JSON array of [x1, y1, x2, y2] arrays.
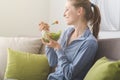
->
[[41, 35, 61, 50]]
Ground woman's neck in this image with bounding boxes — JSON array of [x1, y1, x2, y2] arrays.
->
[[73, 22, 87, 38], [67, 22, 87, 46]]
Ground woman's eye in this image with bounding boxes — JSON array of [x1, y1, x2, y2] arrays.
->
[[65, 9, 69, 12]]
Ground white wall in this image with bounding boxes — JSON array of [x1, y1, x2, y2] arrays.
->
[[48, 0, 67, 32], [49, 0, 120, 39], [0, 0, 49, 37], [0, 0, 120, 39], [99, 31, 120, 39]]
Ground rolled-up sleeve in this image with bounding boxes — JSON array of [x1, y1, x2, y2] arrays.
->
[[45, 28, 68, 67], [45, 46, 58, 67]]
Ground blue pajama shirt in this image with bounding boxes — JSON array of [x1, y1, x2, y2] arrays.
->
[[45, 27, 98, 80]]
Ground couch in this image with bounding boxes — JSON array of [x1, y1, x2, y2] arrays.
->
[[0, 37, 120, 80], [95, 38, 120, 61], [0, 37, 44, 80]]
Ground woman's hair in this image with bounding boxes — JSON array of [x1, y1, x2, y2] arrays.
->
[[71, 0, 101, 39]]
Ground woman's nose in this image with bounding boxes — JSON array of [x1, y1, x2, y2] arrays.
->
[[63, 11, 66, 17]]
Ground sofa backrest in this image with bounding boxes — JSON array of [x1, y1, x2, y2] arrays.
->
[[94, 38, 120, 62], [0, 37, 42, 80]]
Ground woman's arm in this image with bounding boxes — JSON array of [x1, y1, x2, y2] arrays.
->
[[45, 46, 58, 67], [45, 28, 68, 67]]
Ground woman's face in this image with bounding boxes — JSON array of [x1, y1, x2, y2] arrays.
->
[[64, 1, 80, 25]]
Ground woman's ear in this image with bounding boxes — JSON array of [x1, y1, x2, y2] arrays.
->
[[77, 7, 83, 15]]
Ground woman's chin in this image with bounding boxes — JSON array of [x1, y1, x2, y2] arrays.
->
[[65, 20, 73, 25], [66, 22, 72, 25]]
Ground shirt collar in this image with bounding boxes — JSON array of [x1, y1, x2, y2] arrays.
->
[[67, 27, 91, 41], [78, 27, 91, 40]]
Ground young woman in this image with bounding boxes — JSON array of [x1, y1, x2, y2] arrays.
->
[[39, 0, 101, 80]]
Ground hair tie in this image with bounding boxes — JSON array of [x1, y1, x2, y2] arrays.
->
[[90, 2, 94, 7]]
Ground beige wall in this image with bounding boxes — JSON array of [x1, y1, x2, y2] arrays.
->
[[48, 0, 67, 32], [0, 0, 120, 38], [49, 0, 120, 39], [0, 0, 49, 37]]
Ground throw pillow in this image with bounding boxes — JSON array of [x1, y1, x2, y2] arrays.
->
[[0, 37, 42, 80], [4, 48, 50, 80], [84, 57, 120, 80]]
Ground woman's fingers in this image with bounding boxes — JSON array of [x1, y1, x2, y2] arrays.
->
[[41, 38, 49, 45], [39, 22, 45, 31], [40, 38, 45, 44], [41, 37, 52, 46], [39, 22, 50, 31], [46, 34, 53, 41]]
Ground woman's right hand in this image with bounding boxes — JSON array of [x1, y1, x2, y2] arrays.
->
[[39, 21, 50, 31]]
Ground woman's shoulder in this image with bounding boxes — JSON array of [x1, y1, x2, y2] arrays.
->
[[85, 35, 98, 47], [64, 26, 74, 32], [58, 26, 74, 41], [63, 26, 74, 34]]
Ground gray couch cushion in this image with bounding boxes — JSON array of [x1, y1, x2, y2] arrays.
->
[[0, 37, 42, 80], [95, 38, 120, 61]]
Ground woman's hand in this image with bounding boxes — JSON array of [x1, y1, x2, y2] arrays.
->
[[41, 35, 61, 50], [39, 22, 50, 31]]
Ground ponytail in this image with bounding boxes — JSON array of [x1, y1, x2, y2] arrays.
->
[[71, 0, 101, 39], [90, 4, 101, 39]]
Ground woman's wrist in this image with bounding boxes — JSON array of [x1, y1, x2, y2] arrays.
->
[[55, 44, 61, 50]]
